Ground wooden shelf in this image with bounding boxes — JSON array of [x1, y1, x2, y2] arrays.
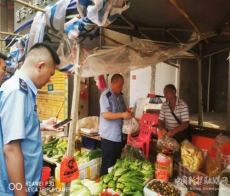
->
[[79, 131, 101, 141]]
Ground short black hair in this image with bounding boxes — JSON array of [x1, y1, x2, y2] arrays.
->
[[0, 53, 8, 61], [111, 74, 123, 83], [164, 84, 176, 91], [29, 42, 60, 65]]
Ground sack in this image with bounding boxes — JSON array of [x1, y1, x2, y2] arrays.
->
[[157, 136, 180, 151], [77, 116, 99, 132], [202, 142, 221, 177], [60, 154, 79, 183], [122, 118, 140, 134], [181, 140, 204, 172]]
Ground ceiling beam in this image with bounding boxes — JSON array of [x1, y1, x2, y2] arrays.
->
[[169, 0, 209, 43], [107, 25, 194, 33], [214, 9, 230, 34], [166, 30, 199, 59], [203, 47, 230, 58]]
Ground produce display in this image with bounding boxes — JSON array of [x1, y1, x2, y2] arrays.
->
[[66, 179, 103, 196], [147, 180, 181, 196], [181, 140, 204, 172], [42, 138, 102, 164], [72, 149, 102, 165], [100, 157, 155, 196], [185, 193, 197, 196], [98, 189, 120, 196]]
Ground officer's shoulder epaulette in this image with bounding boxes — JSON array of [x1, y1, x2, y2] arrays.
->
[[106, 91, 111, 98], [19, 78, 28, 93]]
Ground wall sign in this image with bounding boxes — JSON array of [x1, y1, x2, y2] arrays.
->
[[47, 83, 54, 92]]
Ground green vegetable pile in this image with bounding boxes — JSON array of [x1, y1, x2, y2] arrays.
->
[[43, 138, 102, 164], [100, 157, 155, 196], [43, 138, 66, 162], [63, 179, 103, 196]]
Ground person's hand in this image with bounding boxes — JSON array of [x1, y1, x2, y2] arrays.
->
[[123, 111, 132, 120], [40, 117, 66, 131], [166, 129, 176, 137], [160, 129, 168, 136]]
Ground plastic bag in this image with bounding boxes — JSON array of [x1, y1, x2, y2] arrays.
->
[[125, 138, 148, 161], [94, 75, 107, 89], [215, 133, 230, 146], [77, 116, 99, 132], [87, 0, 130, 27], [157, 136, 180, 151], [122, 118, 140, 134], [202, 142, 221, 177], [60, 154, 79, 183], [45, 0, 71, 33], [181, 140, 204, 172], [56, 36, 75, 74], [26, 10, 46, 53]]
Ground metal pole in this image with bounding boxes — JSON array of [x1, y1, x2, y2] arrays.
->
[[198, 42, 204, 126], [62, 43, 81, 196], [0, 31, 24, 37], [12, 0, 46, 12], [207, 56, 211, 112], [227, 51, 230, 130]]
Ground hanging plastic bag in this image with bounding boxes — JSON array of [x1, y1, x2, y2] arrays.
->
[[215, 133, 230, 146], [56, 36, 75, 74], [157, 136, 180, 151], [45, 0, 71, 33], [202, 142, 221, 177], [122, 118, 140, 134], [60, 154, 79, 183]]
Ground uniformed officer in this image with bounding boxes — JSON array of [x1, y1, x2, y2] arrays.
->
[[0, 43, 60, 196], [99, 74, 132, 176], [0, 53, 8, 86]]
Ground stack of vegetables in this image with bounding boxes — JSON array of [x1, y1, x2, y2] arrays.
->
[[71, 149, 102, 165], [68, 179, 103, 196], [100, 157, 154, 196], [43, 138, 68, 162], [43, 138, 102, 164]]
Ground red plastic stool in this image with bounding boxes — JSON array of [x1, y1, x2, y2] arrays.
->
[[127, 113, 159, 158]]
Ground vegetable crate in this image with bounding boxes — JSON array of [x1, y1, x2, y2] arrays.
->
[[82, 136, 96, 150], [178, 163, 218, 196]]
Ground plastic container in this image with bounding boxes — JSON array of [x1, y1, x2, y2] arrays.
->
[[55, 167, 63, 189], [82, 136, 96, 150], [155, 153, 171, 182], [39, 167, 51, 188], [162, 149, 173, 177], [144, 179, 188, 196]]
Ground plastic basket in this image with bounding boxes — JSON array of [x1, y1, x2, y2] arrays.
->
[[82, 136, 96, 150], [178, 163, 218, 196]]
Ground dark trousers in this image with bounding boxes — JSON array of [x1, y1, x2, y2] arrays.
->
[[32, 191, 39, 196], [100, 139, 123, 176]]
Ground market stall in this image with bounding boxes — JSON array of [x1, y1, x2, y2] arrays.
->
[[2, 0, 230, 196]]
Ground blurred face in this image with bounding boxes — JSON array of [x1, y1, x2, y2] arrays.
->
[[163, 87, 176, 102], [0, 59, 7, 86], [111, 77, 124, 95]]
